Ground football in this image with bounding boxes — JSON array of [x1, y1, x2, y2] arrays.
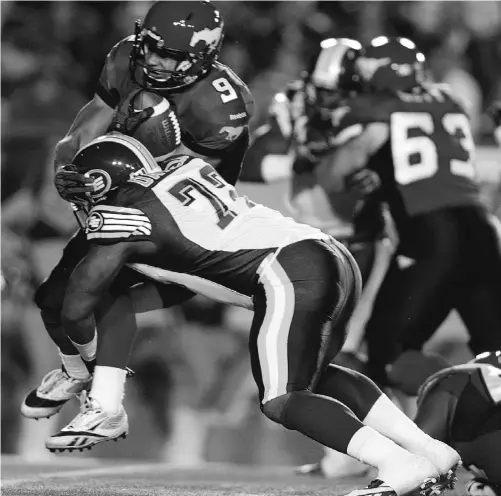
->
[[131, 90, 182, 159]]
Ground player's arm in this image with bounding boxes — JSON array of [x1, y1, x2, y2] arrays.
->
[[316, 122, 389, 193], [239, 121, 294, 184]]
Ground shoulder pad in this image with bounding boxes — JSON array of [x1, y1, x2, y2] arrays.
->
[[105, 36, 133, 73], [85, 202, 152, 244]]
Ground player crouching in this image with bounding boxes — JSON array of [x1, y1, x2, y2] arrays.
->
[[40, 121, 460, 495], [415, 351, 501, 496]]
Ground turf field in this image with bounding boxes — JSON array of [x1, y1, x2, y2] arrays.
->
[[1, 455, 471, 496]]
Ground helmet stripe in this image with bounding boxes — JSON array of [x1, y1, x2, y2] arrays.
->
[[312, 44, 351, 90], [79, 133, 161, 172]]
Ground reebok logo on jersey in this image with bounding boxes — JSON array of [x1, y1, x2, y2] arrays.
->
[[189, 27, 223, 50], [230, 112, 247, 121], [219, 125, 244, 142]]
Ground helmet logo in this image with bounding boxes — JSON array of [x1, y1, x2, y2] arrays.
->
[[189, 26, 222, 50], [86, 169, 112, 199], [86, 211, 105, 232], [356, 57, 391, 80], [219, 125, 244, 142]]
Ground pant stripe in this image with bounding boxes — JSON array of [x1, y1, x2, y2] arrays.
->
[[257, 255, 296, 403]]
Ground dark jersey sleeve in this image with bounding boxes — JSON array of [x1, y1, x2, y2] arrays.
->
[[179, 63, 254, 156], [96, 36, 136, 109], [84, 182, 154, 245]]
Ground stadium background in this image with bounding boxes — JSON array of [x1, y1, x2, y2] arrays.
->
[[1, 0, 500, 465]]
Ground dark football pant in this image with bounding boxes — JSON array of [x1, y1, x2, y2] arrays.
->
[[250, 238, 383, 453], [365, 206, 501, 387], [34, 229, 195, 353]]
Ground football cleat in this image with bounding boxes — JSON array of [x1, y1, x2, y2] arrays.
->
[[344, 476, 450, 496], [21, 368, 91, 420], [45, 391, 128, 453]]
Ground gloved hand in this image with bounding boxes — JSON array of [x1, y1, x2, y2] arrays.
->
[[54, 164, 95, 204], [345, 168, 381, 195], [108, 88, 155, 135]]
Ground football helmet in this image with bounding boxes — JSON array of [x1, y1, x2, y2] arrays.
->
[[305, 38, 363, 112], [130, 1, 224, 91], [357, 36, 425, 92], [72, 132, 161, 204], [471, 350, 501, 369]]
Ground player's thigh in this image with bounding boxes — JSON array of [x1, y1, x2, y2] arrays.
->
[[130, 281, 195, 314], [455, 281, 501, 354], [248, 238, 360, 404], [34, 229, 89, 311]]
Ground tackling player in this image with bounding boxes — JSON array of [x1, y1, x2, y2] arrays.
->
[[316, 36, 501, 390], [415, 351, 501, 496], [46, 130, 461, 496], [21, 1, 254, 423], [240, 37, 393, 478]]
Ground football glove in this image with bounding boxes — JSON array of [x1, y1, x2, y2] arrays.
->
[[345, 169, 381, 195], [54, 164, 95, 204], [108, 88, 155, 135]]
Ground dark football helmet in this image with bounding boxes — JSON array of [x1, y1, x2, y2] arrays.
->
[[130, 1, 224, 91], [357, 36, 425, 93], [304, 38, 363, 113], [471, 350, 501, 369], [72, 133, 161, 203]]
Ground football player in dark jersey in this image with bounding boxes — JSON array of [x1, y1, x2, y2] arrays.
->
[[44, 130, 461, 496], [316, 36, 501, 391], [21, 1, 254, 424], [240, 38, 394, 478], [415, 351, 501, 496]]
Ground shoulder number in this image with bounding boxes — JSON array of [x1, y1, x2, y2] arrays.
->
[[391, 112, 475, 185], [169, 165, 254, 230]]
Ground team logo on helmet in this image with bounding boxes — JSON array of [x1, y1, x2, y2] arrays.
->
[[86, 169, 113, 199], [189, 26, 223, 50], [356, 57, 391, 81], [86, 211, 104, 233]]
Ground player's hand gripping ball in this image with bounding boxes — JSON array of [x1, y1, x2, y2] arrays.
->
[[130, 91, 182, 159]]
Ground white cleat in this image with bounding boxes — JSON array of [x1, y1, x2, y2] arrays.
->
[[45, 391, 128, 453], [413, 439, 462, 490], [295, 451, 370, 479], [21, 368, 91, 419]]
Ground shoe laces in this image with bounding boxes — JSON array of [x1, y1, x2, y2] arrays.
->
[[65, 391, 103, 430], [38, 369, 67, 394]]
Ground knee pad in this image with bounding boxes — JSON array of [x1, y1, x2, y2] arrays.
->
[[261, 393, 293, 426]]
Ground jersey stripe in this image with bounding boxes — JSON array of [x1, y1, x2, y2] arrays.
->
[[86, 204, 152, 241]]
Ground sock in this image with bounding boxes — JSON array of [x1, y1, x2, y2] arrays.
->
[[347, 425, 436, 494], [90, 366, 126, 414], [70, 330, 97, 362], [59, 351, 91, 380], [363, 394, 432, 454]]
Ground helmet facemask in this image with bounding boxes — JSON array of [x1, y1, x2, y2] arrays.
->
[[130, 18, 223, 92]]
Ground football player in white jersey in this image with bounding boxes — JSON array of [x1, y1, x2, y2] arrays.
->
[[43, 127, 462, 496]]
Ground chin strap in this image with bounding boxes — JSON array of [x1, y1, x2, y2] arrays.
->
[[108, 88, 154, 135]]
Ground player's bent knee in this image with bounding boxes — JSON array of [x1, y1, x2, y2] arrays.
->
[[261, 393, 293, 426], [34, 275, 65, 314]]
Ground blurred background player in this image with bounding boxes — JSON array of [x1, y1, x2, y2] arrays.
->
[[22, 1, 254, 441], [415, 351, 501, 496], [240, 37, 395, 479], [317, 36, 501, 393]]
